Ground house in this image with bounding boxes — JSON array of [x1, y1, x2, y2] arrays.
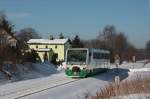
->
[[27, 38, 71, 62], [0, 29, 17, 47]]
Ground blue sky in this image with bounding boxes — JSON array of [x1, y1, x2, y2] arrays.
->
[[0, 0, 149, 48]]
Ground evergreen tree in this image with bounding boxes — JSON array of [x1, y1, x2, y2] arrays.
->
[[24, 49, 39, 63], [72, 35, 84, 48], [0, 12, 14, 34], [49, 35, 54, 40], [51, 53, 58, 65], [68, 38, 72, 44], [59, 33, 64, 39]]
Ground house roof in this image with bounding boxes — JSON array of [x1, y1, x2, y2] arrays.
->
[[27, 38, 69, 44]]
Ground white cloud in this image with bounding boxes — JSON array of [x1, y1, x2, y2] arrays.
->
[[7, 12, 31, 19]]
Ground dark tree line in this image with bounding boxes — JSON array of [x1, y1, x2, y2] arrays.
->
[[0, 12, 41, 70], [0, 12, 18, 71], [83, 25, 138, 62], [1, 11, 150, 65], [146, 41, 150, 53], [71, 25, 150, 62]]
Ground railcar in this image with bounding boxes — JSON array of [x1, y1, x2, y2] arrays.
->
[[65, 48, 110, 77]]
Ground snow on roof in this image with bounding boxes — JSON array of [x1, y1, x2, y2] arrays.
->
[[27, 38, 68, 44]]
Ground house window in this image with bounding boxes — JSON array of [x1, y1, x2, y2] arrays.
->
[[55, 45, 57, 49], [36, 45, 38, 48], [46, 45, 48, 48]]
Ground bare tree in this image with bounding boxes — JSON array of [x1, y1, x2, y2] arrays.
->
[[83, 25, 136, 62], [59, 33, 65, 39], [113, 33, 128, 62], [114, 33, 127, 53], [146, 41, 150, 53], [17, 28, 41, 42], [103, 25, 116, 40], [101, 25, 117, 49]]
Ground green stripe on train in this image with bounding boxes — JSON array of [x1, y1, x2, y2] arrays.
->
[[65, 69, 88, 77], [65, 68, 108, 78]]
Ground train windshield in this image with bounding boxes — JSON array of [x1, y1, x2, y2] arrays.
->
[[66, 50, 87, 65]]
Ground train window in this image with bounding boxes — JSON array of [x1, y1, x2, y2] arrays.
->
[[93, 52, 110, 59], [93, 53, 102, 59], [105, 54, 108, 59], [105, 54, 110, 59], [89, 52, 91, 57], [108, 54, 110, 59], [101, 53, 105, 59], [98, 53, 102, 59], [93, 53, 97, 59], [104, 54, 106, 59]]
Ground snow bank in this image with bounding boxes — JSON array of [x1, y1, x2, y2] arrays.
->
[[57, 62, 66, 72], [143, 63, 150, 68], [15, 62, 59, 80], [128, 61, 150, 73], [129, 68, 150, 72], [32, 62, 59, 75], [0, 62, 59, 85]]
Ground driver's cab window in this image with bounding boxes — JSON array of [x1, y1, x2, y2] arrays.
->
[[88, 52, 92, 64]]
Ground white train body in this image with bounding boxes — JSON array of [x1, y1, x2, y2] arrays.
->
[[65, 48, 110, 77]]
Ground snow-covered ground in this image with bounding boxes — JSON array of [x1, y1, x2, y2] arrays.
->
[[111, 61, 150, 99], [0, 69, 124, 99], [0, 62, 59, 86], [0, 66, 130, 99], [0, 60, 150, 99]]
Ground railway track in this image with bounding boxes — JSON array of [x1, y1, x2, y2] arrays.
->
[[0, 74, 80, 99]]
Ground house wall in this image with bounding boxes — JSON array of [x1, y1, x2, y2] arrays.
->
[[48, 44, 65, 61], [29, 43, 71, 62], [37, 51, 49, 62]]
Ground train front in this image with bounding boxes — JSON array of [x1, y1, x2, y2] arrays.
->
[[65, 48, 88, 78]]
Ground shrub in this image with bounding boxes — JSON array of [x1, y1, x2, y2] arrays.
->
[[23, 49, 40, 63]]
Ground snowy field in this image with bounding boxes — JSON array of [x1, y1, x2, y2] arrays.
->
[[0, 60, 150, 99]]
